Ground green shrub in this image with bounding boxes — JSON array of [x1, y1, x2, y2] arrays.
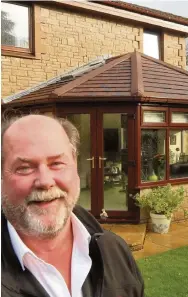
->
[[135, 184, 185, 219]]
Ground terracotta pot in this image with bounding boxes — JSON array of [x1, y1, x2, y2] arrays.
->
[[150, 212, 171, 234]]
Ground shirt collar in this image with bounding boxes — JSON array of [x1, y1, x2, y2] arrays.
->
[[7, 212, 91, 271]]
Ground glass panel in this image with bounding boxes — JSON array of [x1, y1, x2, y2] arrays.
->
[[171, 112, 188, 124], [66, 114, 91, 210], [103, 114, 128, 211], [141, 129, 166, 182], [143, 111, 165, 123], [169, 130, 188, 179], [1, 3, 29, 48], [143, 32, 160, 59]]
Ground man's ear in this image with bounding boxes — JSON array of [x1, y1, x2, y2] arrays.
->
[[70, 143, 78, 163]]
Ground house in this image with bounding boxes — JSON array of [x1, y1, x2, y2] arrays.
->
[[2, 1, 188, 223]]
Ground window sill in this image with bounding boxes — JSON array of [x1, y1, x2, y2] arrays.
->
[[2, 49, 40, 60], [137, 178, 188, 189]]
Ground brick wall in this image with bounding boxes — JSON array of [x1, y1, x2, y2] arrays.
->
[[163, 33, 186, 68], [2, 4, 187, 98], [140, 183, 188, 223]]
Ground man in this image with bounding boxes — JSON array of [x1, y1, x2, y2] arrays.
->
[[2, 114, 144, 297]]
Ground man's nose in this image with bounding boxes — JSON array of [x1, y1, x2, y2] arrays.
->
[[34, 165, 55, 190]]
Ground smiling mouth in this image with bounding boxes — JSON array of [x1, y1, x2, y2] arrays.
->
[[28, 198, 59, 205]]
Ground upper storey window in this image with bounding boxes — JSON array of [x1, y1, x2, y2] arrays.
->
[[1, 2, 30, 50], [143, 31, 160, 59], [1, 2, 40, 59]]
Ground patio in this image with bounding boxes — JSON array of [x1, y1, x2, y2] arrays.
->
[[102, 219, 188, 258]]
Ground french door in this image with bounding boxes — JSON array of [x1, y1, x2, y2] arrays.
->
[[57, 105, 138, 222]]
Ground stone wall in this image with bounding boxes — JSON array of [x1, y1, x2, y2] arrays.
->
[[2, 4, 187, 98], [163, 33, 186, 68], [1, 5, 143, 98], [140, 183, 188, 223]]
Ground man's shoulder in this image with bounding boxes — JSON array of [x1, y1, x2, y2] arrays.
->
[[73, 205, 104, 235], [73, 205, 131, 252], [99, 228, 132, 256]]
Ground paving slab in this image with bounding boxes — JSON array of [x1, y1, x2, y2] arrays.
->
[[176, 220, 188, 227], [133, 234, 170, 260], [101, 223, 146, 251]]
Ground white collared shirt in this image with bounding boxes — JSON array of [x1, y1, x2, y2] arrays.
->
[[8, 213, 92, 297]]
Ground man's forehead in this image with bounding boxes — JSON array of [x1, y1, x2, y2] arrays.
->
[[6, 115, 62, 132], [4, 116, 68, 141], [2, 116, 71, 158]]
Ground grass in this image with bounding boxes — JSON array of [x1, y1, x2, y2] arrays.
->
[[136, 246, 188, 297]]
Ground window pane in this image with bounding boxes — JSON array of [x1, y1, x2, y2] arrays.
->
[[143, 32, 159, 59], [143, 111, 165, 123], [141, 129, 166, 182], [171, 112, 188, 124], [169, 130, 188, 179], [1, 3, 29, 48], [66, 114, 91, 210], [103, 114, 128, 211]]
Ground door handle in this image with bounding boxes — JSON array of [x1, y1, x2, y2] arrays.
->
[[86, 156, 95, 169], [99, 156, 107, 168]]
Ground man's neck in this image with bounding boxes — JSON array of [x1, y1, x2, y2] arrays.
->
[[17, 217, 73, 261], [17, 218, 74, 292]]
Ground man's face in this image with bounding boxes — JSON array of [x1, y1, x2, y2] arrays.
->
[[2, 116, 80, 238]]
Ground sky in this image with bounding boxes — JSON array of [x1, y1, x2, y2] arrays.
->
[[123, 0, 188, 18]]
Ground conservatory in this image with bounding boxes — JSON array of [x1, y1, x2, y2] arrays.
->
[[2, 51, 188, 223]]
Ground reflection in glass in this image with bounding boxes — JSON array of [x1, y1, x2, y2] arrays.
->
[[1, 3, 29, 48], [103, 114, 128, 210], [171, 112, 188, 124], [143, 111, 165, 123], [66, 114, 91, 209], [169, 130, 188, 179], [141, 129, 166, 182]]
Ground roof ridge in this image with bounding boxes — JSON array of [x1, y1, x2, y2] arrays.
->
[[131, 51, 144, 96]]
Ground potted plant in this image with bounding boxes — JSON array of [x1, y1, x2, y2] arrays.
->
[[134, 184, 185, 234]]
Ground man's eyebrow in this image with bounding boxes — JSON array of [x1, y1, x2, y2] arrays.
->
[[16, 153, 65, 163], [47, 153, 65, 160]]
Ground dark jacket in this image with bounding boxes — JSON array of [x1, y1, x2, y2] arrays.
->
[[2, 205, 144, 297]]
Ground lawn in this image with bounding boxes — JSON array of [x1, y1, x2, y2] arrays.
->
[[136, 246, 188, 297]]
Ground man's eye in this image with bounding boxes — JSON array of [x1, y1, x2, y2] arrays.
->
[[16, 167, 33, 174], [50, 162, 65, 169]]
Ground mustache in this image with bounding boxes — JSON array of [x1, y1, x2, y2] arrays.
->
[[26, 187, 68, 204]]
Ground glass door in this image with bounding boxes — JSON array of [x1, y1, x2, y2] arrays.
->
[[97, 107, 136, 219], [102, 113, 128, 211], [66, 114, 92, 210], [57, 108, 98, 216], [57, 105, 137, 221]]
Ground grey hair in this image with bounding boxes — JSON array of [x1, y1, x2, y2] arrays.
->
[[1, 113, 80, 168]]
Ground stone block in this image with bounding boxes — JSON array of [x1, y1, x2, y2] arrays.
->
[[127, 34, 135, 41], [41, 8, 50, 17], [133, 41, 139, 49], [135, 35, 142, 42], [10, 76, 16, 83]]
